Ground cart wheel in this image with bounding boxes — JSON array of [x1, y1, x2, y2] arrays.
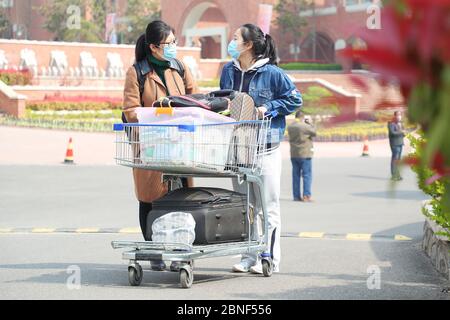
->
[[262, 259, 273, 277], [128, 264, 143, 286], [179, 267, 194, 288]]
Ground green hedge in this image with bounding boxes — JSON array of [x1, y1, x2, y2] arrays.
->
[[26, 101, 122, 111], [25, 109, 122, 121], [0, 116, 115, 132], [197, 79, 220, 87], [280, 63, 343, 71]]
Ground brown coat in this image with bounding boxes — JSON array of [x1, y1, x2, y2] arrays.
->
[[123, 60, 198, 203]]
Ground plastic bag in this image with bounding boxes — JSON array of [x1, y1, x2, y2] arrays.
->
[[151, 212, 196, 246]]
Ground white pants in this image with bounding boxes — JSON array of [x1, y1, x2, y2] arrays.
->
[[232, 147, 282, 270]]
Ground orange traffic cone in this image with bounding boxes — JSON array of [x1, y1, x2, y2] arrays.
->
[[64, 138, 75, 164], [361, 137, 370, 157]]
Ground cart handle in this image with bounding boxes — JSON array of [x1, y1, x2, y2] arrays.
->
[[264, 110, 278, 119], [113, 123, 196, 132]]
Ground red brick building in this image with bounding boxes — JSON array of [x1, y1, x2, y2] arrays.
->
[[3, 0, 377, 62], [161, 0, 377, 62]]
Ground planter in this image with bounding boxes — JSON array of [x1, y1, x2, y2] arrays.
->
[[422, 201, 450, 280]]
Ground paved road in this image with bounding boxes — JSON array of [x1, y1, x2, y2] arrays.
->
[[0, 158, 449, 299]]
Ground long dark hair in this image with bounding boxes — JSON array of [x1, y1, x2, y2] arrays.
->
[[135, 20, 174, 62], [240, 23, 278, 65]]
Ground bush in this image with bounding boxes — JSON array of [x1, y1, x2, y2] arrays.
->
[[302, 105, 340, 116], [300, 86, 340, 116], [408, 132, 449, 237], [26, 100, 122, 111], [0, 69, 33, 85], [197, 79, 220, 87], [0, 116, 116, 132]]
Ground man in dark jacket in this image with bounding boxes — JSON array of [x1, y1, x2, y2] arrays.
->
[[287, 111, 317, 202], [388, 111, 406, 181]]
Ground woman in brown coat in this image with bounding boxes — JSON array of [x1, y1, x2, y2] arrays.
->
[[122, 20, 197, 270]]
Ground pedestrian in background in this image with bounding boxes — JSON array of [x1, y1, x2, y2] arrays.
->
[[287, 111, 316, 202], [388, 110, 406, 181]]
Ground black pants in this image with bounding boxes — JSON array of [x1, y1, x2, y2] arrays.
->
[[139, 201, 152, 241], [138, 179, 189, 241]]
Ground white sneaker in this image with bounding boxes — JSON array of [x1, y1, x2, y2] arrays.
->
[[249, 263, 263, 274], [232, 260, 253, 273]]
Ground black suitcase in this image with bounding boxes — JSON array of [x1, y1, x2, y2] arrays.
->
[[146, 187, 249, 245]]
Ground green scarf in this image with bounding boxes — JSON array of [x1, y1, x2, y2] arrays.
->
[[148, 54, 170, 89]]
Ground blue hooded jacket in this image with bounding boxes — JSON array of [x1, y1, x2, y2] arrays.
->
[[220, 59, 303, 144]]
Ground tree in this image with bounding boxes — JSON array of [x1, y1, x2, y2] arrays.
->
[[38, 0, 109, 43], [274, 0, 309, 61], [117, 0, 161, 44], [0, 9, 11, 38]]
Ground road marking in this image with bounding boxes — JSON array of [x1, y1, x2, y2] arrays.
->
[[346, 233, 372, 241], [0, 228, 414, 242], [32, 228, 55, 233], [119, 227, 141, 234], [394, 234, 412, 241], [75, 228, 100, 233], [299, 232, 324, 238]]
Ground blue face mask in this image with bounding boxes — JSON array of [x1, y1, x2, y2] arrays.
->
[[163, 44, 177, 60], [227, 40, 241, 60]]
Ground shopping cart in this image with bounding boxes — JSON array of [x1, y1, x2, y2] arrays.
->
[[111, 112, 276, 288]]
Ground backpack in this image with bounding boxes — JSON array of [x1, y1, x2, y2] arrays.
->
[[121, 58, 185, 123]]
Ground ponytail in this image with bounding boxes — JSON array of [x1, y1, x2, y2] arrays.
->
[[240, 24, 279, 66], [135, 34, 148, 62], [263, 34, 278, 66]]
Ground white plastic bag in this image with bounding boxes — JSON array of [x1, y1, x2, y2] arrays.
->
[[151, 212, 196, 246]]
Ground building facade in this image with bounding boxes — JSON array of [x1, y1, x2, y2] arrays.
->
[[1, 0, 376, 62], [161, 0, 377, 62]]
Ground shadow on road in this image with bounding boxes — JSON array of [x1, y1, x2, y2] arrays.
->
[[348, 174, 391, 182], [0, 263, 243, 289], [351, 190, 429, 201]]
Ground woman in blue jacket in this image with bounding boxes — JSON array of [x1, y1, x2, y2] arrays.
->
[[220, 24, 302, 274]]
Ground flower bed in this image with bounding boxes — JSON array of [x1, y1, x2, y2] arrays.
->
[[314, 121, 388, 142]]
